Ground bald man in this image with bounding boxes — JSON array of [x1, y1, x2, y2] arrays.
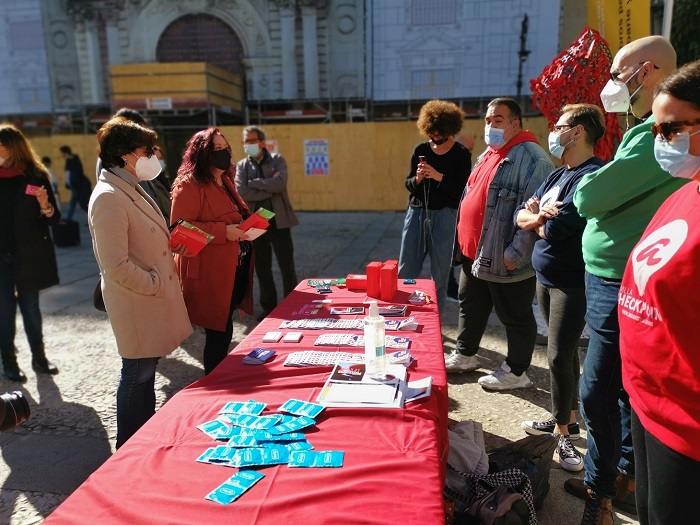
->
[[564, 36, 685, 524]]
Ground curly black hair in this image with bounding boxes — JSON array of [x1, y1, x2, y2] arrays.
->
[[416, 100, 465, 138]]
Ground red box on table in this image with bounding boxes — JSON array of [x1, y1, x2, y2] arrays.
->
[[380, 259, 398, 301], [366, 262, 382, 298], [346, 274, 368, 290]]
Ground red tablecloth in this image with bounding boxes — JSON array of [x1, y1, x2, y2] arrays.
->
[[45, 279, 448, 525]]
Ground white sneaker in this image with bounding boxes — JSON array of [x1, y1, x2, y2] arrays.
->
[[477, 362, 533, 391], [444, 350, 480, 372], [557, 434, 584, 472]]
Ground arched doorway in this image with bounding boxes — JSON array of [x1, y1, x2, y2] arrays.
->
[[155, 14, 245, 171], [156, 13, 244, 76]]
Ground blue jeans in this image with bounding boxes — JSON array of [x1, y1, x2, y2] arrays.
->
[[398, 206, 456, 312], [0, 254, 44, 356], [116, 357, 160, 448], [580, 272, 634, 498]]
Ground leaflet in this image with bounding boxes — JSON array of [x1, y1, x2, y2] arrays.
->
[[314, 334, 410, 349]]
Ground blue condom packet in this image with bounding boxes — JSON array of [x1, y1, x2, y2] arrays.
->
[[196, 419, 231, 440], [279, 399, 325, 419], [219, 400, 266, 416], [226, 432, 259, 448], [288, 450, 344, 468], [205, 470, 265, 505], [208, 445, 240, 464], [254, 430, 306, 442], [225, 413, 283, 430], [285, 441, 314, 452], [230, 445, 289, 467], [196, 447, 217, 464], [266, 415, 316, 435]]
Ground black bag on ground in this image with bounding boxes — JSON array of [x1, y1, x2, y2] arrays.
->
[[487, 434, 558, 510], [467, 484, 530, 525], [52, 220, 80, 247]]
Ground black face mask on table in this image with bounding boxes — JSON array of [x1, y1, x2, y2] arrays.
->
[[212, 149, 232, 171]]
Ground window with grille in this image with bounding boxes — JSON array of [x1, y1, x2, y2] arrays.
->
[[411, 0, 457, 26]]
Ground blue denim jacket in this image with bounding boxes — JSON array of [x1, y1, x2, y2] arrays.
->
[[453, 140, 553, 283]]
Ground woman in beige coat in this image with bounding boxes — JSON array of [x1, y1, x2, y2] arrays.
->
[[89, 117, 192, 448]]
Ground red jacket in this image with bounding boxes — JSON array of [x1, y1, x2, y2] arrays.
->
[[171, 172, 254, 331]]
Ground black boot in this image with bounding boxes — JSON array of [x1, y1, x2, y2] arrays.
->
[[2, 348, 27, 382], [31, 344, 58, 375]]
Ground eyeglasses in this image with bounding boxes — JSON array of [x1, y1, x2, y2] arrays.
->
[[609, 61, 659, 82], [553, 124, 573, 133], [650, 118, 700, 142]]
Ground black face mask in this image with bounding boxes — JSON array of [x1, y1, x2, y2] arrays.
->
[[211, 149, 232, 170], [432, 137, 448, 145]]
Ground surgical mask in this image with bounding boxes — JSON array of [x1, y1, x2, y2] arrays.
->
[[127, 153, 161, 181], [431, 137, 448, 145], [211, 148, 232, 170], [653, 131, 700, 180], [244, 143, 260, 157], [600, 65, 645, 113], [159, 160, 166, 170], [548, 130, 576, 159], [484, 122, 512, 149]]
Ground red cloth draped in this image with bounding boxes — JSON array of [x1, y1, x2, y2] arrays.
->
[[531, 27, 620, 162]]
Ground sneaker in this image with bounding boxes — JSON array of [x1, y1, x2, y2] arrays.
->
[[444, 350, 480, 372], [581, 488, 614, 525], [557, 434, 584, 472], [521, 417, 581, 440], [477, 362, 533, 391]]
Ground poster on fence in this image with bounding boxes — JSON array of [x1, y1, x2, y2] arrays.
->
[[304, 139, 329, 176]]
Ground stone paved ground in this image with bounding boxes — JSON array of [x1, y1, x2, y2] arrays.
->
[[0, 211, 638, 525]]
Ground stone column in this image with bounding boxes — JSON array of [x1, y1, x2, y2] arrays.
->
[[277, 1, 298, 99], [300, 2, 320, 99], [104, 12, 122, 66], [84, 17, 105, 104]]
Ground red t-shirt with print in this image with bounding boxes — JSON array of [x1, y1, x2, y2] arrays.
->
[[619, 182, 700, 461]]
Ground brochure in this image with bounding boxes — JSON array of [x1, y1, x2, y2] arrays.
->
[[242, 348, 276, 365], [169, 219, 214, 256], [404, 376, 433, 403], [314, 334, 410, 349], [283, 350, 364, 367], [316, 362, 407, 409], [238, 208, 275, 240]]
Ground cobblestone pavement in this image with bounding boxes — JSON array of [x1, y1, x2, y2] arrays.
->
[[0, 211, 638, 525]]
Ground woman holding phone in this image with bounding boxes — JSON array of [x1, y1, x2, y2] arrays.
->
[[398, 100, 471, 312], [0, 124, 61, 382]]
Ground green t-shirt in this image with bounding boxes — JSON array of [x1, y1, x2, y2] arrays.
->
[[573, 116, 688, 279]]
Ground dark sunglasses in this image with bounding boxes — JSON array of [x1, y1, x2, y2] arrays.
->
[[650, 118, 700, 141]]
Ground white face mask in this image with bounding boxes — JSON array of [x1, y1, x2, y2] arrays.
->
[[127, 153, 162, 181], [159, 159, 166, 170], [653, 130, 700, 180], [484, 122, 512, 149], [244, 143, 260, 157], [600, 65, 645, 113], [548, 129, 576, 160]]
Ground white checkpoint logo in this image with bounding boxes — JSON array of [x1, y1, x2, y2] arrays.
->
[[631, 219, 688, 296]]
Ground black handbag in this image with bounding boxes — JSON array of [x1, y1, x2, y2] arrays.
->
[[93, 278, 106, 312]]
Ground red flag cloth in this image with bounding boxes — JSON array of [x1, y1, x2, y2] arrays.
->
[[531, 27, 620, 162]]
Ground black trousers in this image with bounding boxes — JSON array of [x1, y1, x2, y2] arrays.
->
[[253, 224, 297, 312], [632, 409, 700, 524], [456, 259, 537, 375]]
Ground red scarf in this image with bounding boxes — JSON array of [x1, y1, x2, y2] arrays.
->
[[0, 167, 23, 178]]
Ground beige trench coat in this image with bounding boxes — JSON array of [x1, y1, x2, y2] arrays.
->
[[88, 169, 192, 359]]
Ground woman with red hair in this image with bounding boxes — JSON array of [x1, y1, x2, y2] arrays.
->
[[171, 128, 254, 375]]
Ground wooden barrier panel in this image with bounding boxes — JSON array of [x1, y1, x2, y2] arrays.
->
[[29, 118, 553, 210]]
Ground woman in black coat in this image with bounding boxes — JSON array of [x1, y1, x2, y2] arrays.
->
[[0, 124, 61, 382]]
